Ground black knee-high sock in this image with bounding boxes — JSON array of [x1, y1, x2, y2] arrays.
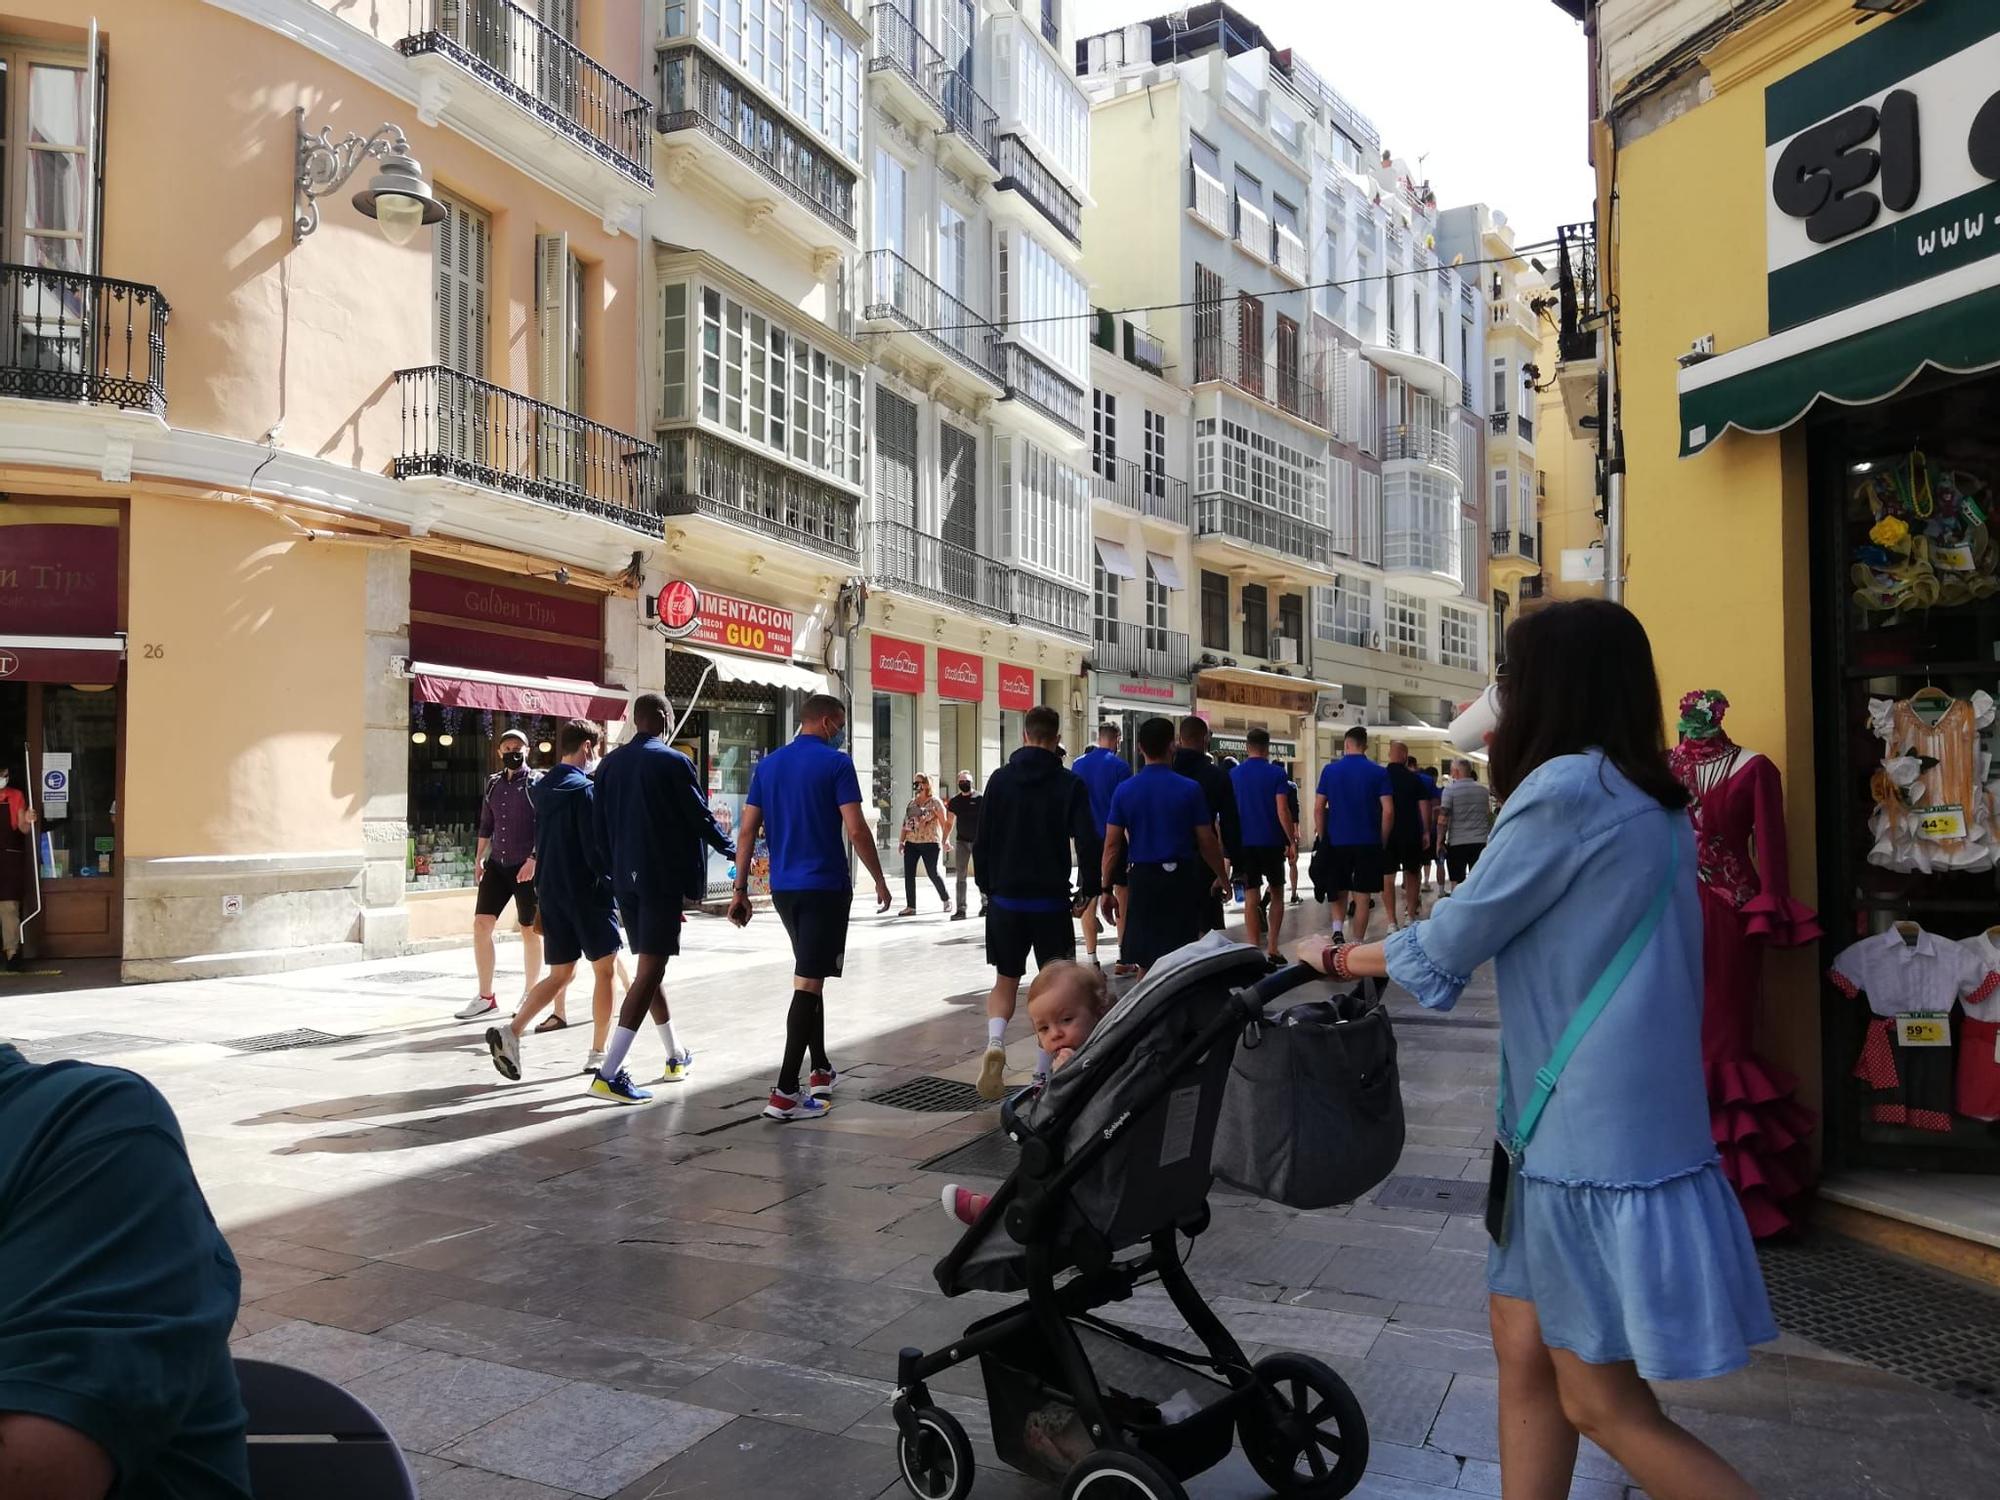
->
[[778, 990, 814, 1095], [806, 992, 829, 1073]]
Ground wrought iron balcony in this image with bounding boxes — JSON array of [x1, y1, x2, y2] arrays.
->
[[399, 0, 652, 188], [1188, 163, 1229, 235], [1489, 409, 1509, 434], [1012, 567, 1089, 638], [868, 4, 947, 119], [1556, 221, 1600, 364], [1384, 423, 1458, 469], [998, 342, 1086, 438], [870, 520, 1088, 638], [658, 47, 858, 239], [862, 250, 1003, 389], [1491, 526, 1537, 562], [394, 366, 663, 532], [938, 68, 998, 166], [1194, 494, 1332, 569], [995, 134, 1082, 246], [1039, 0, 1060, 50], [1519, 573, 1545, 600], [1093, 621, 1190, 681], [0, 265, 168, 416], [659, 431, 858, 560], [1091, 455, 1190, 527], [1194, 330, 1330, 429]]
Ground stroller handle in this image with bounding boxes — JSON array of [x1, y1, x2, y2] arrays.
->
[[1242, 961, 1327, 1011]]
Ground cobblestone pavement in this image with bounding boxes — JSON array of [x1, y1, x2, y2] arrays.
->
[[5, 896, 1998, 1499]]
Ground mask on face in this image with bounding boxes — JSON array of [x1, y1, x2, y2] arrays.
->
[[826, 727, 846, 752], [501, 749, 526, 769], [584, 757, 601, 777], [0, 771, 8, 788], [958, 779, 972, 793]]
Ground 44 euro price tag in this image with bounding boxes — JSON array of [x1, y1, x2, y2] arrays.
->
[[1914, 805, 1968, 841], [1895, 1012, 1951, 1048]]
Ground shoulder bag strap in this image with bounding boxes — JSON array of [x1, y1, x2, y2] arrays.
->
[[1500, 820, 1682, 1157]]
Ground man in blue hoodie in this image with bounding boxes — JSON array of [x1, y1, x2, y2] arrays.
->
[[485, 719, 619, 1083], [588, 693, 733, 1104]]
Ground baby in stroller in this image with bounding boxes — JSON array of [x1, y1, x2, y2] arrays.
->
[[891, 934, 1401, 1500]]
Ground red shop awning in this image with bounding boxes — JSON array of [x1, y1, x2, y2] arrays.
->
[[0, 634, 125, 684], [410, 662, 629, 721]]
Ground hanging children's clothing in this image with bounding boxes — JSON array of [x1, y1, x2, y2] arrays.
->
[[1949, 931, 2000, 1122], [1865, 690, 1997, 874], [1829, 927, 1993, 1133]]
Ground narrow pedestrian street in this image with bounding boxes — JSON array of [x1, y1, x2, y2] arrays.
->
[[5, 902, 1995, 1500]]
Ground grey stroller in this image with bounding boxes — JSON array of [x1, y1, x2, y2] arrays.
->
[[890, 937, 1402, 1499]]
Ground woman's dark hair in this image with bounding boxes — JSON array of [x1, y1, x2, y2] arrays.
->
[[1488, 599, 1690, 810]]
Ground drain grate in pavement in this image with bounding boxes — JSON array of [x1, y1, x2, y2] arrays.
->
[[1386, 1011, 1500, 1031], [1374, 1175, 1490, 1216], [866, 1075, 1019, 1113], [1759, 1233, 2000, 1413], [352, 970, 458, 986], [15, 1032, 174, 1062], [919, 1130, 1021, 1179], [221, 1028, 366, 1053]]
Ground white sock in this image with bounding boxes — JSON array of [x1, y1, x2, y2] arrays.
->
[[599, 1025, 638, 1077], [987, 1016, 1007, 1047], [1035, 1049, 1052, 1078], [656, 1019, 682, 1059]]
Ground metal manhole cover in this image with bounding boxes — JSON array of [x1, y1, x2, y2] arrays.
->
[[1374, 1175, 1490, 1215], [353, 970, 459, 986], [866, 1075, 1021, 1112], [1758, 1234, 2000, 1413], [14, 1032, 174, 1061], [222, 1029, 366, 1053], [919, 1131, 1021, 1178]]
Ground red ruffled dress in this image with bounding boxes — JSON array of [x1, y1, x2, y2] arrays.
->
[[1685, 754, 1823, 1238]]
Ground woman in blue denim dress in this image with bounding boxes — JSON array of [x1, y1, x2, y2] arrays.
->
[[1302, 600, 1772, 1500]]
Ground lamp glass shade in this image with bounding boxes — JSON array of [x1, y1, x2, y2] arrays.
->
[[374, 193, 427, 246]]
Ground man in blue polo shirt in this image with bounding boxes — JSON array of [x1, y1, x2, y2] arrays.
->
[[1103, 716, 1227, 975], [1313, 726, 1393, 943], [0, 1041, 250, 1499], [1230, 728, 1297, 961], [1071, 721, 1133, 969], [731, 693, 893, 1121]]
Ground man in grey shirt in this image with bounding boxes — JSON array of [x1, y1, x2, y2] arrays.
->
[[1437, 759, 1495, 893]]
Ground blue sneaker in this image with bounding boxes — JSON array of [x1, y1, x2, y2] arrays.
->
[[589, 1068, 653, 1105], [657, 1050, 694, 1085]]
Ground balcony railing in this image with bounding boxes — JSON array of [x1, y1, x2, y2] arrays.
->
[[863, 250, 1003, 388], [399, 0, 652, 187], [1517, 412, 1535, 443], [1091, 455, 1191, 527], [1557, 221, 1600, 364], [998, 341, 1086, 437], [658, 47, 858, 238], [1039, 0, 1060, 49], [1383, 423, 1458, 469], [871, 520, 1088, 637], [1194, 329, 1330, 428], [1489, 409, 1509, 434], [0, 265, 168, 416], [1093, 621, 1191, 681], [659, 432, 857, 560], [995, 134, 1082, 245], [1519, 574, 1545, 600], [1273, 224, 1308, 283], [1235, 198, 1272, 263], [394, 366, 662, 531], [868, 4, 946, 113], [1194, 494, 1332, 568], [938, 68, 998, 165], [1491, 526, 1537, 562], [1188, 163, 1230, 235]]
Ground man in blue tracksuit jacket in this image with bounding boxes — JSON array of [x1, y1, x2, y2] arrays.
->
[[586, 692, 733, 1104]]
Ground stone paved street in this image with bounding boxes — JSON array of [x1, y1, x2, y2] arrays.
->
[[5, 899, 1998, 1499]]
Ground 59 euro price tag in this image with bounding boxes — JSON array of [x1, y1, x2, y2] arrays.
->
[[1914, 805, 1968, 841], [1896, 1012, 1951, 1047]]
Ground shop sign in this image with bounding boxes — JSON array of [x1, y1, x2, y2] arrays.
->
[[40, 754, 70, 821], [1089, 670, 1193, 712], [654, 580, 703, 639], [997, 663, 1035, 711], [937, 647, 984, 701], [871, 634, 925, 694], [1211, 734, 1300, 762], [1197, 674, 1317, 716], [682, 589, 794, 660], [1765, 7, 2000, 332], [411, 565, 602, 682], [0, 516, 119, 636]]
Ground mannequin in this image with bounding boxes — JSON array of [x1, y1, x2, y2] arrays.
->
[[1669, 690, 1822, 1239]]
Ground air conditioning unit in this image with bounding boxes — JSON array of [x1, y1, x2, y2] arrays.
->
[[1273, 636, 1300, 665]]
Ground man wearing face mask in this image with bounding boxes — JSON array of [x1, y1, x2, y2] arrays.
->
[[945, 769, 983, 921], [0, 763, 34, 972], [461, 729, 544, 1020]]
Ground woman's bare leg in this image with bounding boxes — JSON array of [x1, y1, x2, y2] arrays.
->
[[1490, 1295, 1578, 1500], [1548, 1346, 1757, 1500]]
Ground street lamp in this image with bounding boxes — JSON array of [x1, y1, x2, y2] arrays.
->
[[293, 108, 446, 245]]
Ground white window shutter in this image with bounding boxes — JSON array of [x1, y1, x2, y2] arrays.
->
[[537, 231, 571, 409]]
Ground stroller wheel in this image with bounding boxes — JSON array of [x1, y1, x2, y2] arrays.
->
[[1238, 1352, 1369, 1498], [1060, 1447, 1188, 1499], [896, 1405, 973, 1500]]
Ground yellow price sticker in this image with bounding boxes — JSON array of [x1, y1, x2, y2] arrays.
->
[[1915, 805, 1968, 840], [1896, 1013, 1951, 1047]]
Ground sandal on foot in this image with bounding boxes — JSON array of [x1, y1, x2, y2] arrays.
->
[[534, 1014, 569, 1034]]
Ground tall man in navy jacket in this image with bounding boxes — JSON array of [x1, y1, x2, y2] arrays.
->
[[588, 693, 733, 1104]]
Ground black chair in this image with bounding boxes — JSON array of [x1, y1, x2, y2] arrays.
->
[[234, 1358, 417, 1499]]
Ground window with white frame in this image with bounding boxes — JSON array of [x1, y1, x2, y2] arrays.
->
[[1520, 466, 1536, 533], [1001, 229, 1089, 383], [1095, 554, 1120, 634], [1440, 604, 1479, 671], [1384, 469, 1462, 582], [1145, 561, 1170, 647], [1490, 355, 1509, 415], [1356, 468, 1383, 565], [873, 148, 906, 257], [1014, 25, 1088, 187], [673, 0, 863, 161], [1091, 388, 1116, 478], [1001, 439, 1089, 584], [1196, 417, 1327, 523], [1142, 409, 1167, 497], [1384, 589, 1425, 660], [1328, 456, 1356, 556], [674, 283, 864, 486], [1491, 468, 1509, 534], [938, 199, 968, 300], [1312, 574, 1374, 647]]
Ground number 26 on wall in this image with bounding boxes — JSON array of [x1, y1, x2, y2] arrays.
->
[[142, 643, 165, 660]]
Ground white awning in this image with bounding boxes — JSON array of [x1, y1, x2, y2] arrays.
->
[[1360, 344, 1462, 404], [1094, 537, 1137, 578], [678, 646, 830, 696], [1146, 551, 1185, 590]]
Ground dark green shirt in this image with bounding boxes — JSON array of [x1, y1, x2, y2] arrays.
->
[[0, 1044, 251, 1498]]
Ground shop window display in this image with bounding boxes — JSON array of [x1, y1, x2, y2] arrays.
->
[[406, 699, 565, 890]]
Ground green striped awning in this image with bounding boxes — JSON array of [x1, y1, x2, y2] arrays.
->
[[1679, 260, 2000, 457]]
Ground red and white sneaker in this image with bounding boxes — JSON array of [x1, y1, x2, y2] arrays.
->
[[807, 1068, 838, 1099], [941, 1184, 992, 1226], [455, 994, 499, 1020], [762, 1089, 830, 1121]]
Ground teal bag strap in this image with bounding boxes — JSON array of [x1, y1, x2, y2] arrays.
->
[[1499, 823, 1681, 1157]]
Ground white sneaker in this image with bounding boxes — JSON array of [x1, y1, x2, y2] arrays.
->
[[581, 1049, 605, 1076], [486, 1026, 521, 1081], [456, 995, 498, 1020], [977, 1043, 1008, 1101]]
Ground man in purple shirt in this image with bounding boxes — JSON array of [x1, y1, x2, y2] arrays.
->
[[460, 729, 544, 1020]]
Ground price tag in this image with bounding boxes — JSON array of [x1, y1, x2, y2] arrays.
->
[[1896, 1012, 1951, 1047], [1933, 543, 1976, 571], [1914, 805, 1968, 840]]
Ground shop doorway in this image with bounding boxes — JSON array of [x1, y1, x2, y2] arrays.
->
[[0, 679, 121, 959], [677, 700, 779, 896]]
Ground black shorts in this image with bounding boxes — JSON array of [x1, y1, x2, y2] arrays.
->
[[1236, 846, 1287, 893], [538, 896, 621, 967], [985, 904, 1076, 979], [773, 888, 851, 980], [475, 860, 538, 925], [1445, 842, 1486, 884], [615, 889, 683, 958], [1122, 861, 1206, 972], [1319, 843, 1385, 893], [1385, 835, 1427, 874]]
